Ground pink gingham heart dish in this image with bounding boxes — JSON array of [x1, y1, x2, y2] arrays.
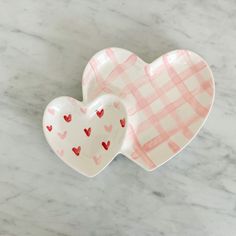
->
[[82, 48, 215, 171]]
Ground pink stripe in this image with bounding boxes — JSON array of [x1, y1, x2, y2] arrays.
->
[[105, 54, 138, 83], [168, 141, 181, 153], [184, 50, 213, 96], [89, 58, 115, 97], [146, 67, 193, 139], [128, 124, 156, 169], [126, 76, 173, 153], [163, 54, 209, 117], [142, 113, 200, 152], [136, 88, 202, 134], [91, 54, 138, 99], [89, 58, 103, 85], [82, 64, 94, 86], [105, 48, 117, 64], [125, 61, 208, 115]]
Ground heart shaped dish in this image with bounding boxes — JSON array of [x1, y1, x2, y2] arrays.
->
[[43, 95, 127, 177], [43, 48, 215, 177]]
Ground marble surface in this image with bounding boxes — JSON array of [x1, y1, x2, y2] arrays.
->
[[0, 0, 235, 235]]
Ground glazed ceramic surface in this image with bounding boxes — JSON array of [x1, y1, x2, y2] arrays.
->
[[43, 48, 214, 176], [82, 48, 215, 171], [43, 95, 127, 177]]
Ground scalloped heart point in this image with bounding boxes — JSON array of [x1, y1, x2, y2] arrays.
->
[[43, 48, 214, 176]]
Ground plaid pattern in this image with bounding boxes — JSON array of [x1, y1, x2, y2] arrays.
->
[[82, 48, 214, 170]]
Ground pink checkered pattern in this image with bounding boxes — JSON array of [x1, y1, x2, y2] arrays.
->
[[82, 48, 214, 170]]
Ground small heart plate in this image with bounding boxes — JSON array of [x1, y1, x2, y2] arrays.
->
[[43, 95, 127, 177]]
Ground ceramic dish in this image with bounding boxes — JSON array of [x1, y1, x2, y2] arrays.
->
[[43, 95, 127, 177], [43, 48, 215, 177]]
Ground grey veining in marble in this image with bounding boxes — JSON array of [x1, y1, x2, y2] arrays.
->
[[0, 0, 236, 235]]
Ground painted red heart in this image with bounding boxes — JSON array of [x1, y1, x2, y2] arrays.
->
[[72, 146, 81, 156], [120, 118, 126, 128], [84, 127, 91, 137], [96, 109, 104, 118], [46, 125, 52, 132], [64, 114, 72, 122], [102, 141, 110, 150]]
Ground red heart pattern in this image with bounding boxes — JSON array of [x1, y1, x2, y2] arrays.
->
[[120, 118, 126, 128], [43, 95, 127, 177], [84, 127, 91, 137], [46, 125, 52, 132], [72, 146, 81, 156], [96, 109, 104, 118], [64, 114, 72, 122], [102, 141, 110, 150]]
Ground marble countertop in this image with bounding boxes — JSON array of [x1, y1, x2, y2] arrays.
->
[[0, 0, 235, 235]]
